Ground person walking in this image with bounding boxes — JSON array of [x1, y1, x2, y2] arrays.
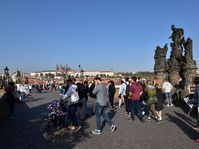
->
[[108, 80, 116, 109], [155, 81, 164, 122], [92, 77, 117, 135], [124, 77, 131, 116], [145, 80, 162, 123], [129, 76, 144, 123]]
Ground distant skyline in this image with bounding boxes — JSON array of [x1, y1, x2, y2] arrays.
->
[[0, 0, 199, 73]]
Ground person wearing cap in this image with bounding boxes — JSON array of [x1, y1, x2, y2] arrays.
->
[[91, 77, 117, 135]]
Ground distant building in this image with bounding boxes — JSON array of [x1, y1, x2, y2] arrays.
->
[[30, 70, 56, 77], [30, 69, 114, 77], [30, 64, 114, 78]]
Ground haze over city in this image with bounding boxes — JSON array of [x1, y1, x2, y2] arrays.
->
[[0, 0, 199, 73]]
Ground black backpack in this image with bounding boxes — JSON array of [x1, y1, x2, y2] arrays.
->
[[125, 82, 130, 97], [89, 83, 97, 98]]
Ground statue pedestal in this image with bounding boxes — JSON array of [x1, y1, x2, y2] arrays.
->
[[184, 68, 197, 90]]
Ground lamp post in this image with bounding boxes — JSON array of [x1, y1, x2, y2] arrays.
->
[[4, 66, 9, 87], [81, 69, 84, 81], [78, 65, 84, 82]]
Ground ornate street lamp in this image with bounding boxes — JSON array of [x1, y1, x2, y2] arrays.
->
[[81, 69, 84, 79], [4, 66, 9, 76], [3, 66, 9, 87], [78, 65, 84, 82]]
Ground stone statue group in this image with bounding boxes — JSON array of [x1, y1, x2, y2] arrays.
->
[[154, 25, 197, 90]]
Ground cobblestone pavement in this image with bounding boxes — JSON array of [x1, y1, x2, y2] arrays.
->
[[0, 90, 199, 149]]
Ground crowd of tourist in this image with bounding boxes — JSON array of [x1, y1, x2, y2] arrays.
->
[[1, 75, 199, 143]]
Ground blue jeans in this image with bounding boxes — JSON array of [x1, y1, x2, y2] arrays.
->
[[95, 102, 113, 130], [68, 103, 79, 126], [165, 93, 172, 104], [129, 100, 143, 120]]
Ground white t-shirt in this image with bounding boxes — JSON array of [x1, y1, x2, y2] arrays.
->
[[162, 81, 173, 93]]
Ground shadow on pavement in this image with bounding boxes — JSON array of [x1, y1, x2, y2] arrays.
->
[[174, 111, 195, 126], [0, 97, 91, 149], [165, 113, 199, 140]]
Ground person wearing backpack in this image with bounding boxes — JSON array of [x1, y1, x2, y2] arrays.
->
[[118, 79, 126, 108], [146, 80, 162, 123], [124, 77, 131, 116], [92, 77, 117, 135]]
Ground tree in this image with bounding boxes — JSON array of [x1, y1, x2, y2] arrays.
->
[[75, 74, 79, 78]]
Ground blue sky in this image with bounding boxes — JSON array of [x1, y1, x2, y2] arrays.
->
[[0, 0, 199, 73]]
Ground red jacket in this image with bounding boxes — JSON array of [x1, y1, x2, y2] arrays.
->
[[129, 82, 143, 100]]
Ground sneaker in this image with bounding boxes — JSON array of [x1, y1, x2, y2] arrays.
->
[[193, 139, 199, 143], [166, 104, 170, 107], [157, 119, 163, 124], [92, 129, 101, 135], [147, 116, 151, 121], [68, 125, 76, 130], [170, 104, 174, 106], [111, 125, 117, 132], [192, 126, 199, 131], [142, 111, 145, 115], [75, 126, 81, 132]]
